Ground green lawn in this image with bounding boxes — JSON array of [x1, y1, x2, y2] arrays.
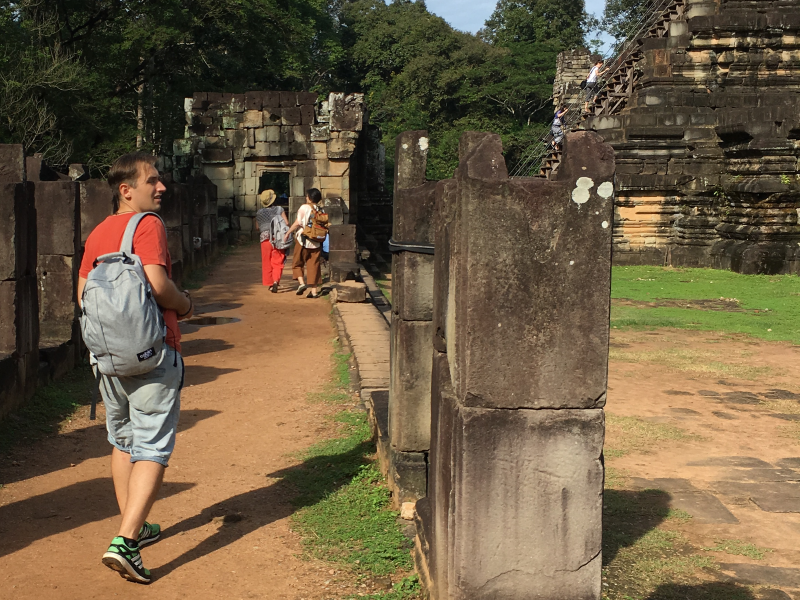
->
[[611, 266, 800, 344]]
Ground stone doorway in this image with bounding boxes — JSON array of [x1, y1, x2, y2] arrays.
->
[[257, 170, 290, 210]]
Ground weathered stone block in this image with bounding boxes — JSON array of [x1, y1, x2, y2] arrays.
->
[[36, 181, 80, 257], [0, 144, 25, 182], [329, 262, 359, 282], [331, 281, 367, 303], [279, 91, 297, 108], [297, 92, 318, 106], [328, 224, 356, 252], [0, 277, 38, 356], [327, 138, 356, 160], [329, 92, 364, 132], [448, 131, 614, 409], [388, 449, 428, 506], [80, 180, 112, 244], [392, 252, 434, 321], [328, 249, 356, 264], [0, 182, 35, 281], [262, 91, 280, 109], [448, 405, 604, 599], [202, 148, 233, 164], [281, 108, 301, 126], [290, 142, 310, 156], [393, 180, 436, 247], [38, 254, 77, 344], [310, 125, 330, 141], [245, 91, 263, 111], [395, 131, 429, 190], [389, 318, 433, 452], [300, 105, 315, 125]]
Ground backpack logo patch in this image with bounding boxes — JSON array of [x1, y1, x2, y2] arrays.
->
[[137, 347, 156, 362]]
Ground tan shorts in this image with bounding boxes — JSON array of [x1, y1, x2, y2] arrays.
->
[[292, 241, 322, 285]]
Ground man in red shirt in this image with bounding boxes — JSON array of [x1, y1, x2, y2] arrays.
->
[[78, 152, 194, 583]]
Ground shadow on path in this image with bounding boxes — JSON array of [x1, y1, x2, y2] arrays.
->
[[0, 478, 195, 558], [644, 582, 756, 599], [0, 410, 220, 487], [155, 437, 374, 580]]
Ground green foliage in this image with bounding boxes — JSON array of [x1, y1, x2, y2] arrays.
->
[[0, 362, 94, 456], [601, 0, 651, 42], [286, 410, 414, 576], [482, 0, 591, 49], [0, 0, 594, 177], [0, 0, 343, 169], [612, 266, 800, 344]]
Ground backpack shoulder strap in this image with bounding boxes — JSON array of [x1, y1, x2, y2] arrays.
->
[[120, 212, 165, 255]]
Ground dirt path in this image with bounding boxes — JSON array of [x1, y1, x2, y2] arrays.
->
[[0, 244, 342, 599], [606, 329, 800, 597]]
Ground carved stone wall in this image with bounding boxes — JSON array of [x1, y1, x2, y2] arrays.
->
[[553, 48, 594, 109], [582, 0, 800, 274], [171, 91, 367, 239]]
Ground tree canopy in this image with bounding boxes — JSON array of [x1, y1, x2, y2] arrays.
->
[[0, 0, 594, 178]]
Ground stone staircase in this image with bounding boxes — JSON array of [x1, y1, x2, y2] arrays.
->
[[525, 0, 687, 179]]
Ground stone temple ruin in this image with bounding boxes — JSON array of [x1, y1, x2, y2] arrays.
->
[[372, 129, 615, 599], [169, 91, 385, 239], [552, 0, 800, 274]]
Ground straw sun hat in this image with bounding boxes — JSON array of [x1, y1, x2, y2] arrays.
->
[[259, 189, 277, 208]]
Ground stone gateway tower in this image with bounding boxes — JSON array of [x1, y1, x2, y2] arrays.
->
[[171, 91, 372, 238]]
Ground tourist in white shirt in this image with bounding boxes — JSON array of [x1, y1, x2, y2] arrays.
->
[[584, 59, 609, 113]]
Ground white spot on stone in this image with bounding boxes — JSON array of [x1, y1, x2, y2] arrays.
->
[[572, 187, 590, 205], [597, 181, 614, 199], [595, 211, 599, 215], [576, 177, 594, 189], [602, 221, 609, 229], [418, 137, 429, 151], [402, 143, 409, 150], [497, 323, 502, 328], [582, 166, 587, 170], [569, 260, 575, 265]]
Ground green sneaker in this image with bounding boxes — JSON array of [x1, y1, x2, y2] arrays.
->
[[102, 537, 151, 583], [137, 521, 161, 548]]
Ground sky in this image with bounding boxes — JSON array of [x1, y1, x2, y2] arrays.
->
[[424, 0, 608, 35]]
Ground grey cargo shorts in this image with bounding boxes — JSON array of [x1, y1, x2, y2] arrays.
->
[[96, 350, 185, 467]]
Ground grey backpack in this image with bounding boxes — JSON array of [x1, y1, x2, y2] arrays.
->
[[270, 212, 293, 250], [80, 212, 168, 377]]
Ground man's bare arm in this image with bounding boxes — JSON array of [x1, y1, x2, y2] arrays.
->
[[77, 277, 86, 308], [143, 264, 194, 319]]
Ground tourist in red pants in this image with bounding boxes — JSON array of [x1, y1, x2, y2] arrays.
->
[[255, 189, 289, 293]]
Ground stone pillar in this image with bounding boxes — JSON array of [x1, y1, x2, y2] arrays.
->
[[387, 131, 437, 505], [79, 179, 112, 246], [35, 179, 81, 381], [0, 145, 39, 418], [416, 131, 615, 600]]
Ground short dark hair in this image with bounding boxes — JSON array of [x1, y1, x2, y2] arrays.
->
[[107, 152, 158, 213], [595, 59, 604, 65], [305, 187, 322, 203]]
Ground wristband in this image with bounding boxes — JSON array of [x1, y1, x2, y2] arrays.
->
[[178, 297, 193, 318]]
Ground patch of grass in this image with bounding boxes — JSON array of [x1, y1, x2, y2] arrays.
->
[[0, 363, 94, 456], [608, 347, 771, 380], [375, 279, 392, 304], [603, 488, 732, 600], [703, 539, 771, 560], [611, 266, 800, 344], [605, 413, 697, 457], [287, 410, 414, 576], [349, 575, 421, 599], [606, 466, 628, 489], [308, 341, 353, 404]]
